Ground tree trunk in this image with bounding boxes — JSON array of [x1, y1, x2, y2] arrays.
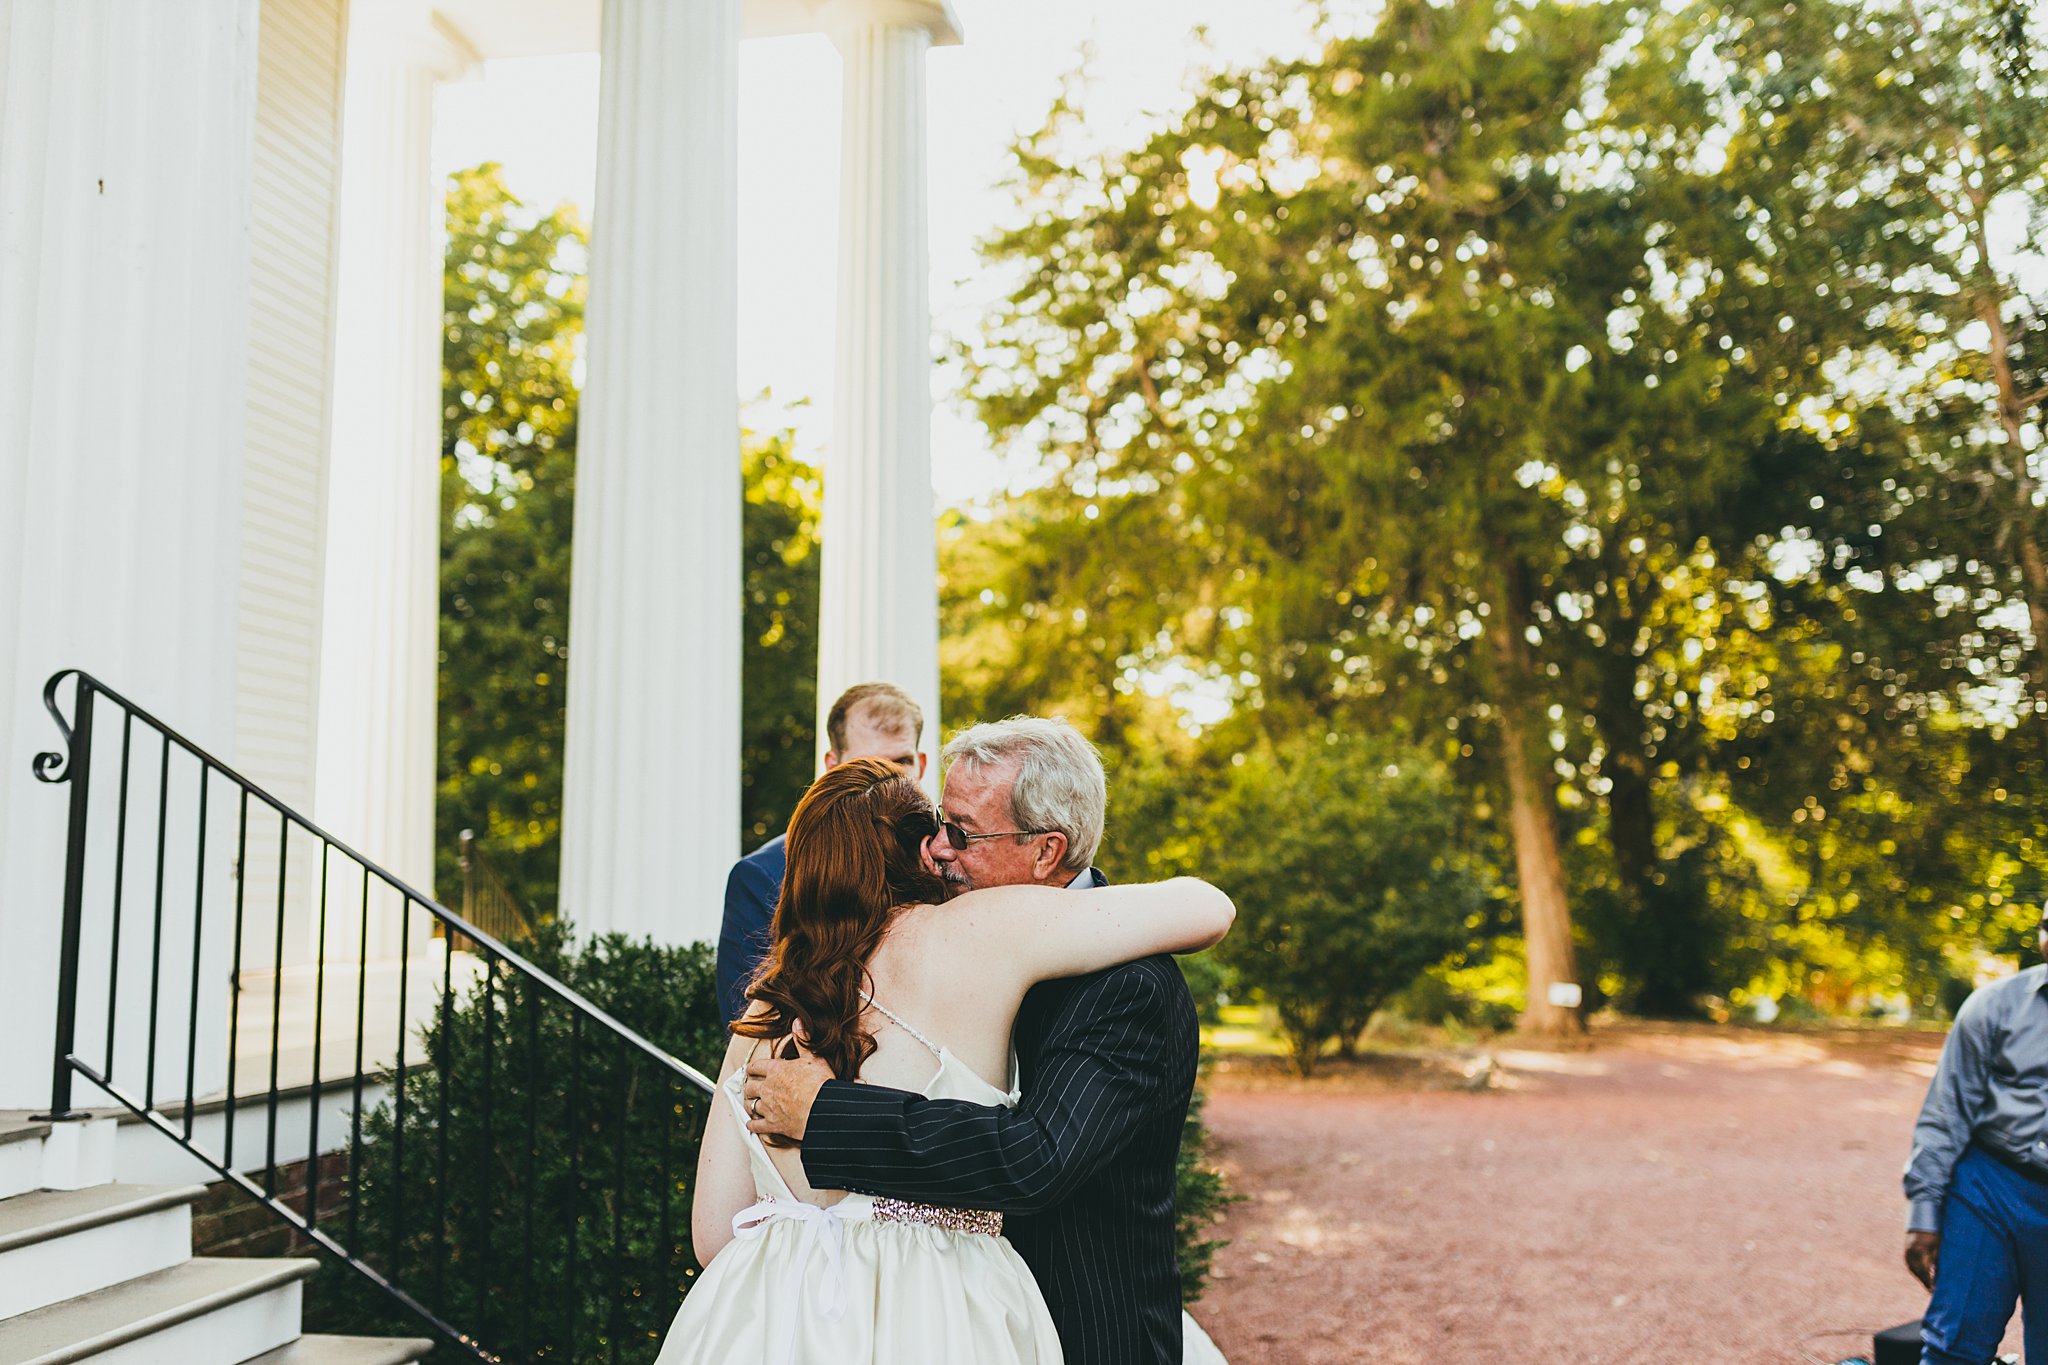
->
[[1487, 581, 1584, 1036], [1589, 626, 1712, 1015], [1593, 636, 1658, 919], [1967, 202, 2048, 706]]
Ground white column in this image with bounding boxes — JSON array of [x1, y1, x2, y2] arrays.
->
[[314, 0, 469, 947], [230, 0, 349, 986], [817, 0, 956, 775], [558, 0, 742, 945], [0, 0, 261, 1107]]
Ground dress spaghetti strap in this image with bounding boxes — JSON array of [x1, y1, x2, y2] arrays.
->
[[858, 989, 944, 1059]]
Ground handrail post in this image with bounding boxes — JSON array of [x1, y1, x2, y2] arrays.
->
[[35, 676, 95, 1121], [458, 828, 476, 922]]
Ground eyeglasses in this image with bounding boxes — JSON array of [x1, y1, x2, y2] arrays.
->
[[936, 809, 1053, 851]]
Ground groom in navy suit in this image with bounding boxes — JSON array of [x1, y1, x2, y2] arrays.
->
[[714, 682, 927, 1025], [741, 717, 1201, 1365]]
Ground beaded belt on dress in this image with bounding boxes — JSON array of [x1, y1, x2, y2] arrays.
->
[[870, 1196, 1003, 1236], [729, 1194, 1003, 1365]]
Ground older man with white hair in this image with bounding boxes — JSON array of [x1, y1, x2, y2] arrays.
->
[[742, 715, 1227, 1365]]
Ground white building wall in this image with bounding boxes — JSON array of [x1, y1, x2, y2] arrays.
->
[[0, 0, 263, 1108]]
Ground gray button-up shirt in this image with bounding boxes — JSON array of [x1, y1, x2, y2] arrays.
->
[[1903, 962, 2048, 1231]]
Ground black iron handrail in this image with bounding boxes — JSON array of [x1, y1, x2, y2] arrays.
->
[[31, 668, 719, 1363]]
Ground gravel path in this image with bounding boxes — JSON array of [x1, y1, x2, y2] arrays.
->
[[1189, 1024, 2026, 1364]]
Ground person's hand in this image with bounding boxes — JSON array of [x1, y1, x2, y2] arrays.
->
[[1906, 1230, 1941, 1290], [742, 1046, 835, 1143]]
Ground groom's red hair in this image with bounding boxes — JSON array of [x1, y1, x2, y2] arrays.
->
[[734, 758, 944, 1104]]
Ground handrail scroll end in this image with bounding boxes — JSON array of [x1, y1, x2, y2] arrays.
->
[[32, 669, 85, 784]]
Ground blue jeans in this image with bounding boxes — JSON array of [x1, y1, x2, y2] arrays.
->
[[1922, 1145, 2048, 1364]]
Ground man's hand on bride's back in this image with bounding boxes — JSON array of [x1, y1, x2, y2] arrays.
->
[[743, 1047, 835, 1142]]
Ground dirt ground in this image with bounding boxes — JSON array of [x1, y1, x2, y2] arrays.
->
[[1189, 1023, 2028, 1365]]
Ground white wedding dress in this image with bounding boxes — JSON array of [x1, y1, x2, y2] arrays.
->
[[654, 999, 1065, 1365]]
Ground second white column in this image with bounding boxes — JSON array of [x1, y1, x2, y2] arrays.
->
[[559, 0, 744, 944], [317, 0, 470, 952]]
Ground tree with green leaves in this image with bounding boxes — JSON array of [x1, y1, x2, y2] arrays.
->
[[949, 0, 2048, 1023], [437, 164, 584, 913], [1617, 0, 2048, 998], [739, 433, 823, 849], [1199, 733, 1490, 1073], [1679, 0, 2048, 700], [959, 0, 1873, 1029]]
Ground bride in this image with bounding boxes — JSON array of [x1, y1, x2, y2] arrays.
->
[[654, 757, 1233, 1364]]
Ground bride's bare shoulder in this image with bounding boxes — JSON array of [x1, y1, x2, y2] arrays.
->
[[870, 900, 1013, 991], [872, 901, 949, 961], [877, 898, 1049, 1007]]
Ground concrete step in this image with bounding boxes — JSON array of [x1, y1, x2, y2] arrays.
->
[[0, 1256, 317, 1365], [242, 1335, 438, 1365], [0, 1183, 206, 1319], [106, 1084, 391, 1189], [0, 1122, 52, 1203], [0, 1117, 118, 1197]]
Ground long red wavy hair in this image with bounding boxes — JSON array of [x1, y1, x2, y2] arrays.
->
[[734, 758, 945, 1087]]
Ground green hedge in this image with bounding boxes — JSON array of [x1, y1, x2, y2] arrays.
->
[[303, 924, 722, 1362], [1176, 1076, 1238, 1303]]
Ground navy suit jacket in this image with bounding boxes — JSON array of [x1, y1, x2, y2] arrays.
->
[[715, 834, 785, 1026], [798, 869, 1196, 1365]]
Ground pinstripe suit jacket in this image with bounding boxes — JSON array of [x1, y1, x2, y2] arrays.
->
[[800, 891, 1199, 1365]]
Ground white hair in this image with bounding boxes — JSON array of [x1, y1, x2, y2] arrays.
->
[[942, 716, 1106, 873]]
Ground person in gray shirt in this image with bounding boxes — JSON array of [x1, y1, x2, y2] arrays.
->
[[1902, 901, 2048, 1364]]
